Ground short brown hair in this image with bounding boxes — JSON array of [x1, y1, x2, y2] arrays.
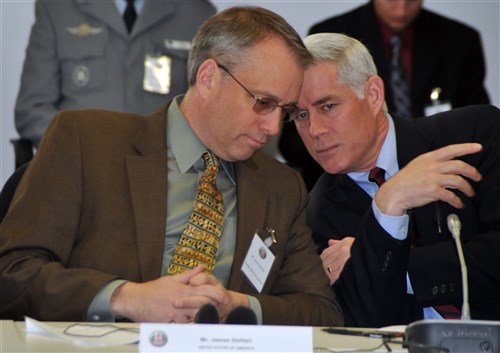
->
[[187, 6, 311, 86]]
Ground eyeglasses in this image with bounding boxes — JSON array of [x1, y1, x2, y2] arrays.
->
[[217, 64, 301, 122]]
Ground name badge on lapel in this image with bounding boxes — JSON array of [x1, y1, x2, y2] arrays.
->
[[143, 54, 172, 94], [241, 229, 276, 293], [424, 87, 451, 116]]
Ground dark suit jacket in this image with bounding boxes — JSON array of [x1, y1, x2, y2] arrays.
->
[[280, 1, 490, 191], [0, 104, 342, 326], [308, 105, 500, 327]]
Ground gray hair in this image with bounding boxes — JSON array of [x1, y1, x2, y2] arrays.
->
[[304, 33, 378, 99], [187, 6, 312, 86]]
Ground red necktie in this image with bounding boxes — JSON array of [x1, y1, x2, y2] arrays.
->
[[368, 167, 386, 187], [433, 304, 461, 319]]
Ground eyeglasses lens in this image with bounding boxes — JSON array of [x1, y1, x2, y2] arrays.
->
[[252, 98, 276, 115], [281, 106, 301, 123], [252, 99, 300, 122]]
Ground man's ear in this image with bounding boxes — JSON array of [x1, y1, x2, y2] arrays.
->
[[365, 75, 385, 114], [196, 59, 219, 98]]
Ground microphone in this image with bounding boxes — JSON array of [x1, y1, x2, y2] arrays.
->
[[225, 306, 257, 325], [446, 214, 470, 320], [405, 217, 500, 352], [194, 303, 220, 324]]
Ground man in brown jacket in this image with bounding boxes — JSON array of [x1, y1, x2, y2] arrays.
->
[[0, 7, 342, 325]]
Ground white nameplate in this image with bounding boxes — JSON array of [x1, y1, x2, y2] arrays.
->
[[139, 323, 312, 352]]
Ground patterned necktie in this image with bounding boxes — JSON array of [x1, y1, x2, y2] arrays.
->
[[368, 167, 386, 187], [123, 0, 137, 33], [390, 35, 412, 118], [167, 151, 224, 275], [433, 304, 462, 319]]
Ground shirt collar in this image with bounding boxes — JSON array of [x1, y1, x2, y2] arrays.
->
[[377, 16, 415, 45], [114, 0, 145, 15], [348, 113, 400, 183], [166, 96, 236, 184], [378, 113, 400, 178]]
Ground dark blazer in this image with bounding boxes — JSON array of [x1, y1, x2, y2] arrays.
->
[[0, 104, 342, 326], [280, 1, 490, 191], [308, 105, 500, 327]]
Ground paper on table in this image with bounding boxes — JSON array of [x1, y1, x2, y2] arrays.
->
[[25, 317, 139, 347], [377, 325, 406, 335], [376, 325, 406, 337]]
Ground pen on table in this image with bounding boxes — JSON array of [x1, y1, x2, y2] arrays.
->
[[322, 327, 400, 339]]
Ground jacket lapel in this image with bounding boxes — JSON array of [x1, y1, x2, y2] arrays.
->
[[392, 115, 443, 244], [131, 1, 178, 39], [126, 105, 169, 281], [393, 114, 434, 167], [322, 175, 373, 237], [227, 155, 267, 291]]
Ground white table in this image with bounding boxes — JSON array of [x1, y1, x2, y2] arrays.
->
[[0, 320, 407, 353]]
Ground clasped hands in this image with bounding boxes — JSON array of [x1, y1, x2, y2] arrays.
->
[[110, 264, 248, 323], [321, 142, 483, 284]]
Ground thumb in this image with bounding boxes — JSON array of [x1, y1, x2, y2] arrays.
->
[[328, 238, 340, 246]]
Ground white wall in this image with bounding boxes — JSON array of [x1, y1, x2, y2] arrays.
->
[[1, 0, 499, 187]]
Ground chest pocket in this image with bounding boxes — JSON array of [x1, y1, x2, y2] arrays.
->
[[57, 25, 108, 92], [144, 39, 191, 96]]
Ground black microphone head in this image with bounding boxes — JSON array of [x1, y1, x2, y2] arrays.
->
[[225, 306, 257, 325], [195, 303, 220, 324]]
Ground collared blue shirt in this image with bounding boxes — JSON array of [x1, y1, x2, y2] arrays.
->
[[347, 113, 409, 240]]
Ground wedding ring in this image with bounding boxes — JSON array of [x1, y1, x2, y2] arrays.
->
[[327, 265, 332, 273]]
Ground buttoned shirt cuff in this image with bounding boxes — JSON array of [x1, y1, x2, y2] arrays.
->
[[87, 279, 128, 322], [246, 295, 263, 325], [372, 200, 409, 240]]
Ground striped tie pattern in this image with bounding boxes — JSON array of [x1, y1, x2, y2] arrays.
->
[[167, 151, 224, 275], [368, 167, 386, 187], [390, 35, 412, 118], [434, 304, 462, 319]]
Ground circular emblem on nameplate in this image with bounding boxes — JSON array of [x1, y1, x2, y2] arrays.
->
[[259, 247, 267, 259], [149, 330, 168, 347]]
